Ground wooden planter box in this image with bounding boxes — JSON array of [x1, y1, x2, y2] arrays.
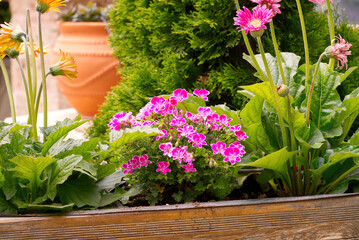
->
[[1, 193, 359, 239]]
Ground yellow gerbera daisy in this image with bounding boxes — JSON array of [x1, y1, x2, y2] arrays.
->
[[49, 49, 77, 80], [0, 22, 26, 51], [19, 42, 50, 57], [36, 0, 66, 14]]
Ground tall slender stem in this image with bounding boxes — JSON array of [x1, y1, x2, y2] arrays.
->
[[26, 11, 37, 104], [257, 37, 289, 149], [305, 53, 325, 126], [269, 22, 286, 85], [16, 57, 32, 124], [38, 13, 48, 128], [242, 31, 268, 82], [295, 0, 310, 83], [22, 37, 37, 141], [326, 0, 335, 69], [0, 58, 16, 123], [269, 21, 299, 195]]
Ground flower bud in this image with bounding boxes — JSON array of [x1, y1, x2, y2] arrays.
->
[[277, 84, 289, 97], [324, 45, 334, 59], [250, 28, 265, 38], [49, 64, 63, 77], [10, 29, 26, 43], [5, 47, 19, 59], [36, 1, 50, 14]]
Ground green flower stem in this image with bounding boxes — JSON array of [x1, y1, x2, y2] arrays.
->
[[15, 57, 32, 124], [38, 12, 47, 127], [305, 53, 325, 126], [26, 11, 38, 106], [234, 0, 239, 10], [257, 37, 289, 149], [269, 21, 299, 194], [269, 22, 286, 85], [326, 0, 335, 69], [22, 37, 37, 142], [241, 31, 268, 82], [324, 165, 359, 194], [0, 58, 16, 123], [35, 72, 51, 117], [295, 0, 310, 83]]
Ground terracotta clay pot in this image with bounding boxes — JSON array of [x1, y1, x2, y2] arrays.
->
[[51, 22, 121, 118]]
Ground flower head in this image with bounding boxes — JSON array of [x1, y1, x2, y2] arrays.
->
[[234, 5, 274, 37], [251, 0, 281, 15], [36, 0, 66, 14], [182, 163, 196, 173], [193, 89, 210, 101], [49, 49, 77, 80], [0, 22, 26, 51], [19, 42, 49, 58], [156, 162, 171, 175], [308, 0, 333, 4], [325, 35, 352, 70]]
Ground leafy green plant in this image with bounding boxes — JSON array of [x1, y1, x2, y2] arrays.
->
[[232, 0, 359, 196]]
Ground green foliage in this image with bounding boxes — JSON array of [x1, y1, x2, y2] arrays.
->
[[240, 52, 359, 196], [89, 0, 329, 139]]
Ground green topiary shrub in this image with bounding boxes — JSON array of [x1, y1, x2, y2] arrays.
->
[[88, 0, 357, 139]]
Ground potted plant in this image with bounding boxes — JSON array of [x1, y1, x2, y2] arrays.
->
[[51, 1, 121, 118], [0, 0, 359, 239]]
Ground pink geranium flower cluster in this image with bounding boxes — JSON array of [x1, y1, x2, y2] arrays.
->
[[122, 154, 151, 174], [110, 88, 247, 176]]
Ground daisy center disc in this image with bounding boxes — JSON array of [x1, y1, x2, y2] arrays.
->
[[249, 19, 262, 28]]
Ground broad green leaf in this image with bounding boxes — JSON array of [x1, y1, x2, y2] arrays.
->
[[329, 179, 349, 194], [340, 66, 357, 82], [74, 160, 97, 181], [47, 155, 83, 200], [96, 170, 126, 190], [117, 184, 144, 205], [10, 156, 57, 195], [176, 94, 206, 114], [49, 138, 84, 157], [99, 188, 126, 207], [41, 118, 87, 156], [53, 138, 99, 160], [243, 52, 301, 85], [294, 122, 325, 149], [210, 104, 240, 126], [300, 63, 342, 136], [97, 163, 116, 180], [312, 145, 359, 177], [13, 200, 74, 212], [58, 175, 101, 208], [109, 126, 163, 148], [349, 131, 359, 146], [0, 191, 17, 214], [240, 96, 276, 153], [245, 148, 297, 187], [241, 82, 306, 130]]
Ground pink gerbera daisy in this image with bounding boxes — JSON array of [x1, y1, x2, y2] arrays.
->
[[251, 0, 281, 15], [325, 35, 352, 70], [308, 0, 333, 4], [234, 5, 274, 36]]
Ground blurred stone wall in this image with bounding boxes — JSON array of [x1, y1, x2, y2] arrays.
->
[[8, 0, 113, 116]]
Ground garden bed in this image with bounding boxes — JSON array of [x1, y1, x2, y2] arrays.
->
[[1, 193, 358, 239]]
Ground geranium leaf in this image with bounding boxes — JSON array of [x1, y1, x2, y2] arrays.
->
[[176, 94, 206, 114]]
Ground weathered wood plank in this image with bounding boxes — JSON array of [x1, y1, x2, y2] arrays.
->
[[0, 194, 358, 239]]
